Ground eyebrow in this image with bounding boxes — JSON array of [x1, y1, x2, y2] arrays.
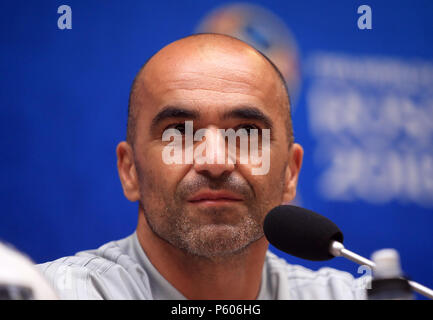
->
[[222, 106, 273, 129], [150, 105, 274, 131], [151, 106, 199, 131]]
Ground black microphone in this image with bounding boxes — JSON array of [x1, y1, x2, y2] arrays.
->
[[263, 205, 343, 261], [263, 204, 433, 299]]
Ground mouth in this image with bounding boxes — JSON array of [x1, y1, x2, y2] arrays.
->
[[187, 190, 243, 206]]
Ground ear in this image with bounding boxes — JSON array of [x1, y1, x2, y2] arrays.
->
[[282, 143, 303, 204], [116, 141, 140, 202]]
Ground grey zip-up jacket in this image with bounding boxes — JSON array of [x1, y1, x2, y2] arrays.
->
[[36, 233, 368, 299]]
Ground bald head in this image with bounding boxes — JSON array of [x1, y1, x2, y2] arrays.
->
[[126, 33, 292, 146]]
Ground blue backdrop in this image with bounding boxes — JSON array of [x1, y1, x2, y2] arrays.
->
[[1, 0, 432, 299]]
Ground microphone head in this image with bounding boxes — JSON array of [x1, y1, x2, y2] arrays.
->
[[263, 205, 344, 261]]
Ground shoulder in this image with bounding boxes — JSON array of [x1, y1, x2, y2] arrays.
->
[[264, 251, 368, 300], [36, 236, 152, 299]]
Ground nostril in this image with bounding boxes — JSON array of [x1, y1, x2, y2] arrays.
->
[[194, 163, 235, 179]]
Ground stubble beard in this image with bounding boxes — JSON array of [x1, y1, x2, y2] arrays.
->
[[143, 204, 264, 260], [139, 175, 266, 260]]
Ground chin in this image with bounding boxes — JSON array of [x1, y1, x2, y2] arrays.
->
[[179, 224, 262, 258]]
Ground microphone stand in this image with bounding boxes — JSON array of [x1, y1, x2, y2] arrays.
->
[[329, 241, 433, 300]]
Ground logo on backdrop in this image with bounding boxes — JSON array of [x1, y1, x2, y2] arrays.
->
[[306, 53, 433, 208], [196, 3, 301, 108]]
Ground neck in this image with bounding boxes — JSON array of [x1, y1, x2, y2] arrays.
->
[[136, 207, 268, 300]]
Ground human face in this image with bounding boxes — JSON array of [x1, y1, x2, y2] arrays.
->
[[125, 40, 300, 258]]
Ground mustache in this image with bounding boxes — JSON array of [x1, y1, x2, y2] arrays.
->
[[175, 174, 255, 201]]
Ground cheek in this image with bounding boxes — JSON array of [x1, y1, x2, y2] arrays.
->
[[237, 155, 286, 204], [136, 146, 191, 202]]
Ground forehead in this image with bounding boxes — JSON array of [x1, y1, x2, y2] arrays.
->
[[138, 40, 287, 120]]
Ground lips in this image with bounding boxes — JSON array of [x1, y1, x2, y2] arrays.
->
[[187, 190, 243, 203]]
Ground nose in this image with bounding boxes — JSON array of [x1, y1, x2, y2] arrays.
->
[[193, 127, 235, 178]]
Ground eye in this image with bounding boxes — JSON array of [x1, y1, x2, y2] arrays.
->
[[235, 124, 260, 135], [165, 123, 186, 135]]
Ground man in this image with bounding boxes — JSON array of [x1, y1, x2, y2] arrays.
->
[[37, 34, 366, 299]]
